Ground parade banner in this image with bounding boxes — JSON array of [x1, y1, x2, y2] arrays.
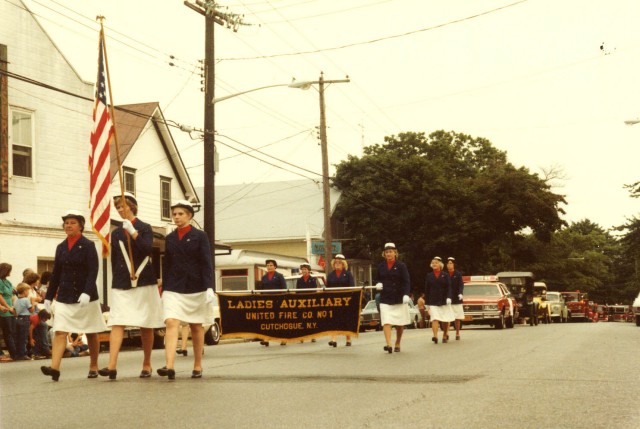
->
[[218, 289, 363, 342]]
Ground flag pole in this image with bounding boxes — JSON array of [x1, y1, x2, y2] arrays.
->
[[97, 16, 136, 281]]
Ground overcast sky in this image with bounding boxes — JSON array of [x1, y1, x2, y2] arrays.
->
[[19, 0, 640, 231]]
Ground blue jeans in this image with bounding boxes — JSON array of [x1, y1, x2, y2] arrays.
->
[[15, 317, 30, 358], [32, 322, 50, 356], [0, 316, 17, 358]]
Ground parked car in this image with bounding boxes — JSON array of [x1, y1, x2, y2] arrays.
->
[[546, 291, 568, 323], [497, 271, 537, 326], [358, 299, 422, 332], [284, 273, 326, 290], [461, 277, 518, 329], [633, 292, 640, 326]]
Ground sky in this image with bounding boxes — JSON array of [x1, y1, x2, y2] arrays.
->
[[17, 0, 640, 231]]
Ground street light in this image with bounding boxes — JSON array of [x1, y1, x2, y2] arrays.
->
[[212, 79, 313, 104], [213, 74, 350, 275]]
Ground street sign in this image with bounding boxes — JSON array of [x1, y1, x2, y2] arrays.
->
[[311, 240, 342, 255]]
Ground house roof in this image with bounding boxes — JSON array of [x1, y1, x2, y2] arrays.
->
[[195, 179, 341, 242], [111, 102, 199, 202]]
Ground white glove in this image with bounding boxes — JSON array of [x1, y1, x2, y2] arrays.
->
[[375, 282, 383, 290], [446, 298, 452, 305], [77, 293, 90, 307], [402, 295, 411, 304], [122, 219, 136, 235], [206, 288, 215, 303], [458, 294, 463, 301], [44, 299, 52, 313]]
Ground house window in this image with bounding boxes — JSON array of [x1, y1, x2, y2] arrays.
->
[[10, 109, 34, 178], [160, 177, 171, 220], [123, 167, 136, 195]]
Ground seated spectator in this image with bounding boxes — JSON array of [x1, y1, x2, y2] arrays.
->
[[14, 283, 35, 361], [66, 333, 90, 357], [29, 309, 51, 359]]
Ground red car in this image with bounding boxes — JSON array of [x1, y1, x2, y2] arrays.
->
[[461, 276, 519, 329]]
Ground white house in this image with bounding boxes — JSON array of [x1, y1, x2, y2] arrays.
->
[[0, 0, 199, 303]]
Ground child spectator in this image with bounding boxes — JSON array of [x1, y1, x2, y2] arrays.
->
[[66, 333, 90, 357], [29, 309, 51, 359], [23, 272, 42, 309], [14, 283, 34, 360]]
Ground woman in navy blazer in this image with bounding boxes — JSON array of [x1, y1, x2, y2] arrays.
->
[[41, 210, 107, 381], [98, 193, 164, 380], [446, 257, 465, 341], [326, 254, 355, 347], [424, 256, 453, 344], [258, 259, 286, 346], [158, 200, 214, 380]]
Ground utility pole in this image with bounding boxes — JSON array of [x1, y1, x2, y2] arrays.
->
[[184, 0, 245, 288], [313, 72, 350, 275]]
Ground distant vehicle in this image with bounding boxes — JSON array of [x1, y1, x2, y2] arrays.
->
[[358, 299, 422, 332], [461, 276, 518, 329], [546, 291, 569, 323], [633, 292, 640, 326], [284, 273, 326, 290], [533, 282, 551, 324], [560, 291, 590, 322], [607, 305, 627, 322], [497, 272, 537, 326]]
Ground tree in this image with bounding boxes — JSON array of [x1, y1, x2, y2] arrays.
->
[[332, 130, 566, 290]]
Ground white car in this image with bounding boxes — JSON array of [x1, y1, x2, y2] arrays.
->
[[546, 291, 569, 323]]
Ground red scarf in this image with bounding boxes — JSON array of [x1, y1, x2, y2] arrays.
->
[[448, 269, 454, 277], [335, 269, 342, 278], [302, 274, 310, 281], [433, 269, 441, 278], [67, 234, 81, 250], [387, 260, 395, 270], [177, 224, 192, 240], [267, 272, 275, 281]]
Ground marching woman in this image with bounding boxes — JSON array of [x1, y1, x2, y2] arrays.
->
[[258, 259, 287, 346], [326, 254, 355, 347], [424, 256, 453, 344], [98, 193, 164, 380], [159, 200, 214, 380], [41, 211, 107, 381], [296, 263, 317, 289], [374, 243, 411, 354], [447, 257, 465, 340]]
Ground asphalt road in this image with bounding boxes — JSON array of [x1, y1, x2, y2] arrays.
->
[[1, 322, 639, 429]]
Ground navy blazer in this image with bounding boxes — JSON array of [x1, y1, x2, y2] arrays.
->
[[449, 270, 464, 304], [46, 235, 99, 304], [111, 218, 156, 289], [374, 260, 411, 305], [424, 270, 452, 306], [162, 227, 213, 294], [326, 269, 354, 288], [296, 275, 318, 290], [259, 272, 286, 290]]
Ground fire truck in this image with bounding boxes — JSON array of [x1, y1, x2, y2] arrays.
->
[[560, 290, 590, 322]]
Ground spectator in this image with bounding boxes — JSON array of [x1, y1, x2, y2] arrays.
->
[[23, 272, 42, 308], [66, 333, 90, 357], [38, 271, 52, 301], [417, 293, 427, 329], [29, 309, 51, 359], [0, 263, 17, 362], [14, 283, 35, 360]]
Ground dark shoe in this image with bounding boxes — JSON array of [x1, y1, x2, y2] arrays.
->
[[432, 337, 438, 344], [443, 336, 449, 344], [328, 341, 337, 348], [191, 370, 202, 379], [176, 349, 187, 356], [260, 341, 269, 347], [87, 370, 99, 379], [41, 366, 60, 381], [280, 342, 287, 346], [98, 367, 117, 380], [383, 345, 393, 354], [456, 335, 460, 341], [157, 366, 176, 380], [345, 341, 352, 347], [139, 369, 152, 378], [394, 346, 400, 353]]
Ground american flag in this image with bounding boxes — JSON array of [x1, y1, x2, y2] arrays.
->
[[89, 34, 112, 257]]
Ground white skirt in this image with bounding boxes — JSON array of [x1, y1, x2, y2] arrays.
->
[[108, 286, 164, 328], [380, 303, 410, 326], [429, 305, 455, 323], [451, 304, 465, 320], [162, 291, 214, 325], [52, 300, 107, 334]]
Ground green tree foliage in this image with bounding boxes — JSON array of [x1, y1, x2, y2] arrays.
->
[[332, 130, 566, 290]]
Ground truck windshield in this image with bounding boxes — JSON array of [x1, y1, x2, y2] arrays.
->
[[465, 284, 500, 296]]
